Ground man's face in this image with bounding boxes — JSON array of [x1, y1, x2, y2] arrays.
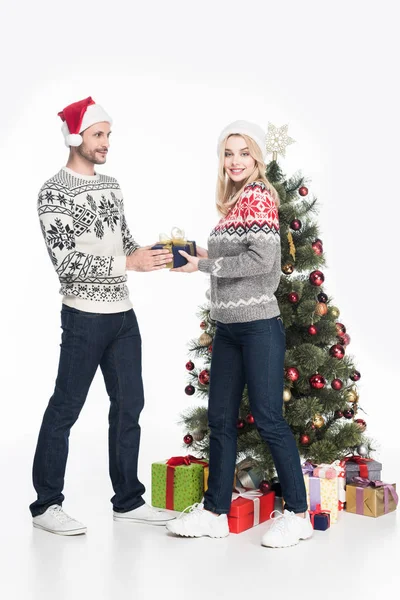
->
[[77, 122, 111, 165]]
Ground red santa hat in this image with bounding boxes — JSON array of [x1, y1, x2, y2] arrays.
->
[[58, 96, 113, 147]]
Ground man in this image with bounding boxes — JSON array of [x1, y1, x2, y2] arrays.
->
[[30, 96, 175, 535]]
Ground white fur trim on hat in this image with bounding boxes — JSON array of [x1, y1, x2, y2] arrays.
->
[[217, 120, 267, 160]]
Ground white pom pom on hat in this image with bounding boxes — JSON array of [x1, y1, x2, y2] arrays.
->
[[217, 120, 267, 160], [58, 96, 113, 148]]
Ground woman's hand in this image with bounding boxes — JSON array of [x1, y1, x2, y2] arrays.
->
[[170, 250, 200, 273], [196, 246, 208, 259]]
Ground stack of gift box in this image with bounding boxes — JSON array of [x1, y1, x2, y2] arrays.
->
[[151, 454, 398, 535]]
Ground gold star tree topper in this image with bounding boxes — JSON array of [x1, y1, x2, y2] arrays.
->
[[266, 123, 295, 160]]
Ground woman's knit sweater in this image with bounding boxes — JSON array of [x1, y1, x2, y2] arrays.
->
[[198, 181, 281, 324]]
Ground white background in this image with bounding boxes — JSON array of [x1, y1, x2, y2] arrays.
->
[[0, 1, 399, 598]]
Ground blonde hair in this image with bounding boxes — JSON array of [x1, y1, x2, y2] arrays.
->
[[216, 133, 280, 216]]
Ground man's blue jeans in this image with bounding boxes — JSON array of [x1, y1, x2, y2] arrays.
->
[[30, 305, 146, 517], [203, 316, 308, 515]]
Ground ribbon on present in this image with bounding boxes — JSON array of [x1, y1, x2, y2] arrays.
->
[[313, 464, 339, 480], [352, 477, 399, 515], [340, 456, 373, 479], [165, 455, 208, 510], [309, 503, 330, 528], [158, 227, 187, 249], [302, 462, 316, 476], [231, 486, 263, 526]]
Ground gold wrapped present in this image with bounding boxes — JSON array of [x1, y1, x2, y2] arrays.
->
[[152, 227, 197, 269], [346, 479, 398, 517]]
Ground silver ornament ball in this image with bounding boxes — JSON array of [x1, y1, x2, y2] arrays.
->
[[192, 429, 205, 442], [357, 444, 368, 457]]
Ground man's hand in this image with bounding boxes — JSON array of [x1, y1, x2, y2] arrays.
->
[[170, 250, 200, 273], [196, 246, 208, 258], [126, 246, 174, 272]]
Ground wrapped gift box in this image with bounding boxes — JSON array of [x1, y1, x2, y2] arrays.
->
[[341, 457, 382, 484], [313, 461, 346, 511], [228, 488, 275, 534], [235, 457, 262, 490], [152, 455, 208, 512], [309, 504, 330, 531], [152, 227, 197, 269], [346, 479, 398, 517], [303, 470, 339, 524]]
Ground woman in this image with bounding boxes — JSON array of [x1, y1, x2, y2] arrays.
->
[[167, 121, 312, 548]]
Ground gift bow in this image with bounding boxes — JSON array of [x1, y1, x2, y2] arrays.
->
[[159, 227, 186, 245], [231, 486, 263, 526], [302, 462, 316, 476], [340, 456, 373, 478], [166, 455, 208, 468], [309, 503, 330, 527], [165, 455, 208, 510], [352, 477, 399, 514]]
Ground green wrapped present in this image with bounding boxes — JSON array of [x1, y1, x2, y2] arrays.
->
[[152, 455, 208, 512]]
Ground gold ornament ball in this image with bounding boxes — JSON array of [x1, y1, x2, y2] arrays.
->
[[283, 388, 292, 402], [313, 414, 325, 428], [315, 302, 328, 316], [330, 306, 340, 318], [282, 263, 295, 275], [346, 387, 359, 404], [199, 332, 213, 346]]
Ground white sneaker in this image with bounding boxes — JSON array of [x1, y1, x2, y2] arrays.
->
[[166, 503, 229, 538], [113, 503, 176, 525], [261, 510, 313, 548], [32, 505, 87, 536]]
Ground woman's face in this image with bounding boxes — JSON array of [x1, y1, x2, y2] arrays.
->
[[224, 135, 256, 184]]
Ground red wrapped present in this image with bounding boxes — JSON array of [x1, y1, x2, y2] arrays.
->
[[228, 487, 275, 534]]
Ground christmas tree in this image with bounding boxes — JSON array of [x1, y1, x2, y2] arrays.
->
[[180, 125, 372, 483]]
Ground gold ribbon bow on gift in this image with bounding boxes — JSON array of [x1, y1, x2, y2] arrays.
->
[[159, 227, 187, 247]]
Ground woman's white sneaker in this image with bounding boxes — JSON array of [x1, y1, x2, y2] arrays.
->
[[261, 510, 313, 548], [113, 503, 176, 525], [166, 503, 229, 538], [32, 505, 87, 536]]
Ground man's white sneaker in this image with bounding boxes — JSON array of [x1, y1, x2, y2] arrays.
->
[[32, 505, 87, 536], [261, 510, 313, 548], [166, 503, 229, 538], [113, 503, 176, 525]]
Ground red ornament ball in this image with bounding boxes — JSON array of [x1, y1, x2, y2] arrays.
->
[[350, 370, 361, 382], [185, 385, 195, 396], [184, 434, 193, 445], [335, 322, 346, 335], [246, 413, 255, 424], [334, 410, 344, 419], [309, 374, 326, 389], [308, 324, 318, 336], [185, 361, 195, 371], [237, 418, 245, 429], [355, 418, 367, 432], [288, 292, 299, 304], [300, 434, 310, 445], [330, 344, 345, 359], [343, 409, 354, 419], [200, 321, 207, 330], [259, 480, 271, 494], [309, 270, 325, 286], [208, 344, 213, 353], [339, 333, 351, 347], [299, 186, 308, 196], [290, 219, 302, 231], [285, 367, 300, 382], [312, 240, 323, 255], [331, 378, 343, 390], [198, 369, 210, 385]]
